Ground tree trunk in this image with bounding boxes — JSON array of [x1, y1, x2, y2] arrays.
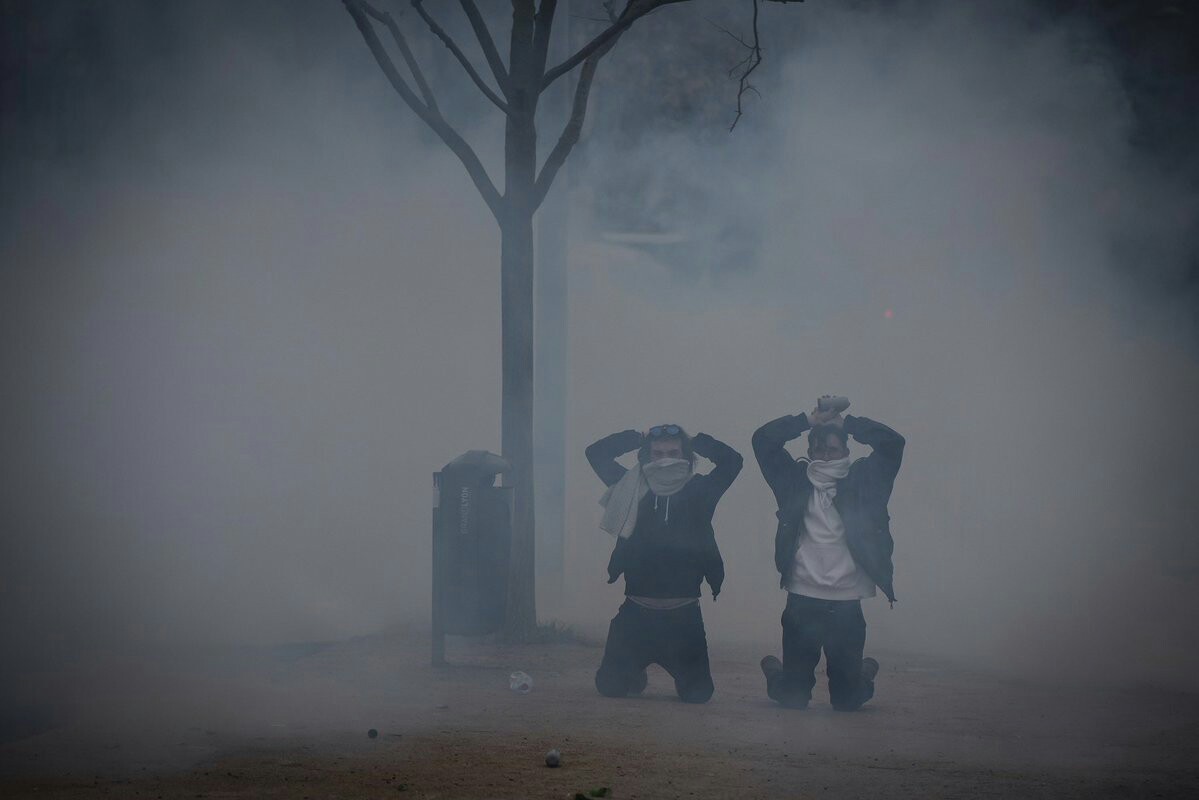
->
[[501, 78, 539, 640], [534, 3, 573, 611], [534, 179, 567, 609], [500, 210, 536, 640]]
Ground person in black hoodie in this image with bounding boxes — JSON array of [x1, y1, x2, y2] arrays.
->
[[585, 424, 742, 703], [752, 399, 904, 711]]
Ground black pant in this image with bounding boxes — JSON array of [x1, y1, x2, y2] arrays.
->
[[595, 599, 714, 704], [767, 593, 874, 710]]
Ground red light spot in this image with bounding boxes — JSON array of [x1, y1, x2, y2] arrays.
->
[[884, 309, 894, 319]]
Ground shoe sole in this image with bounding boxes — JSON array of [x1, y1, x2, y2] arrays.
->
[[760, 656, 783, 678]]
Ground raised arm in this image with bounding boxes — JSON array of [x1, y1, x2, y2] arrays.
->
[[585, 429, 643, 488], [752, 413, 811, 506], [843, 414, 905, 483], [690, 432, 744, 501]]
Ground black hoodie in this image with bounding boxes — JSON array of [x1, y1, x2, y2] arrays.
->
[[586, 430, 742, 599]]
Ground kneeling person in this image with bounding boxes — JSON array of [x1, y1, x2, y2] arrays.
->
[[586, 424, 743, 703], [752, 398, 904, 710]]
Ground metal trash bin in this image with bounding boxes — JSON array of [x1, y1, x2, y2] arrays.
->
[[431, 450, 512, 665]]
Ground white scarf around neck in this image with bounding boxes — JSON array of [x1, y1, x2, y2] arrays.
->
[[599, 458, 693, 539], [806, 456, 851, 508]]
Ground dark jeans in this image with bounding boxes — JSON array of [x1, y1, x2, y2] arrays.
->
[[767, 593, 874, 711], [595, 599, 714, 704]]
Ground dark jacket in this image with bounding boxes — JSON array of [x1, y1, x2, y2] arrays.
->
[[752, 414, 904, 603], [586, 430, 743, 599]]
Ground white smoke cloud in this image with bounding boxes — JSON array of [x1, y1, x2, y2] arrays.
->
[[2, 0, 1196, 693]]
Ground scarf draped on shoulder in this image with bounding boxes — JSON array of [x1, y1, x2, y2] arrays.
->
[[599, 458, 693, 539]]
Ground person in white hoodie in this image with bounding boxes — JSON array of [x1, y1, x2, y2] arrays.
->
[[752, 398, 905, 710]]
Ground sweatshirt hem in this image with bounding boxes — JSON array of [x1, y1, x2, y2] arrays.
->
[[785, 580, 876, 601]]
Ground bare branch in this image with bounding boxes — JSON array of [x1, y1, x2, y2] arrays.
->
[[531, 0, 559, 80], [411, 0, 511, 113], [541, 0, 691, 90], [570, 13, 614, 24], [344, 0, 504, 220], [360, 1, 436, 109], [458, 1, 511, 96], [706, 17, 753, 50], [509, 1, 537, 93], [533, 36, 619, 208], [729, 0, 764, 131]]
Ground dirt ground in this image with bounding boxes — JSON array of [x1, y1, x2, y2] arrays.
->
[[2, 627, 1198, 799]]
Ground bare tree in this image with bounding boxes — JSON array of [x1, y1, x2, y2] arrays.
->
[[342, 0, 799, 640]]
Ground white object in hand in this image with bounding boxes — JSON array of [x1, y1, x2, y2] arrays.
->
[[817, 395, 850, 414]]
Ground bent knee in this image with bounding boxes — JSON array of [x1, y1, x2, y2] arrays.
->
[[595, 670, 629, 698], [677, 681, 714, 704]]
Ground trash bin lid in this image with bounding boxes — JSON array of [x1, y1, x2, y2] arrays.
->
[[442, 450, 511, 476]]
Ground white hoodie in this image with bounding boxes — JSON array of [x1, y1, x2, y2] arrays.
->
[[787, 457, 876, 600]]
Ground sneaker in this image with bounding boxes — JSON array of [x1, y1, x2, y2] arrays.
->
[[760, 655, 783, 678], [861, 656, 879, 683]]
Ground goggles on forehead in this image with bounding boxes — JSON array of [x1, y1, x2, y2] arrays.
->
[[647, 424, 682, 439]]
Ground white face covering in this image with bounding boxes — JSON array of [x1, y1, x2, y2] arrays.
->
[[599, 457, 694, 539], [642, 457, 694, 497], [806, 457, 851, 507]]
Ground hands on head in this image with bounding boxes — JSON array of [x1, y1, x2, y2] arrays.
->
[[808, 408, 843, 427], [809, 395, 846, 428]]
